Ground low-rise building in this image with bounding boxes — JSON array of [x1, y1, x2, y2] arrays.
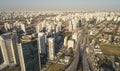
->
[[67, 39, 75, 48], [93, 44, 102, 54], [64, 56, 70, 65]]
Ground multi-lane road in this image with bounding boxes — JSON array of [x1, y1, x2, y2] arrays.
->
[[65, 24, 92, 71], [65, 31, 81, 71], [80, 24, 91, 71]]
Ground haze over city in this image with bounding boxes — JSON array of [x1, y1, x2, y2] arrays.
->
[[0, 0, 120, 71], [0, 0, 120, 11]]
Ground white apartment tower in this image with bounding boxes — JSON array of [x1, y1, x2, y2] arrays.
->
[[72, 19, 77, 30], [48, 38, 55, 60], [64, 36, 68, 47], [72, 33, 78, 42], [0, 36, 9, 71], [1, 32, 19, 66], [56, 22, 62, 32], [69, 21, 73, 31], [20, 23, 26, 33]]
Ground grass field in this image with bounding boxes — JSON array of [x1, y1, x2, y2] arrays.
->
[[47, 64, 65, 71], [100, 44, 120, 56]]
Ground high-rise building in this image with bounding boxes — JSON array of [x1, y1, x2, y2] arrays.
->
[[78, 20, 82, 27], [20, 23, 26, 33], [56, 22, 62, 33], [64, 36, 68, 47], [72, 19, 77, 30], [56, 25, 59, 33], [72, 19, 78, 30], [0, 36, 9, 71], [17, 43, 26, 71], [72, 33, 78, 42], [69, 21, 73, 31], [1, 32, 19, 66], [17, 41, 40, 71], [38, 32, 46, 54], [35, 23, 40, 33], [48, 38, 55, 60]]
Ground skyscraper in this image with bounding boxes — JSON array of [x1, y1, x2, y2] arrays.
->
[[72, 33, 78, 42], [72, 19, 77, 30], [38, 32, 46, 54], [48, 37, 55, 60], [0, 36, 9, 71], [64, 36, 68, 47], [17, 41, 40, 71], [56, 22, 62, 33], [17, 43, 26, 71], [69, 21, 73, 31], [20, 23, 26, 33], [1, 32, 19, 66]]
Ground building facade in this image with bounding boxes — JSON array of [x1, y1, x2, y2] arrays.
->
[[38, 32, 46, 54], [48, 38, 55, 60], [17, 41, 40, 71]]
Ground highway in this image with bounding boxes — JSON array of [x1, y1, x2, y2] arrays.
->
[[80, 26, 90, 71], [79, 24, 91, 71], [65, 24, 91, 71], [79, 21, 110, 71], [81, 35, 90, 71], [65, 31, 81, 71]]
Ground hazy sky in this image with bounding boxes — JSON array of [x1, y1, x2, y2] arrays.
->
[[0, 0, 120, 11]]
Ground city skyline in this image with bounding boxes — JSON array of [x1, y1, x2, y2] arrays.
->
[[0, 0, 120, 11]]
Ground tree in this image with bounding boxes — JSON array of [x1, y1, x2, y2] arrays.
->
[[69, 47, 74, 57], [60, 54, 65, 59], [59, 69, 64, 71]]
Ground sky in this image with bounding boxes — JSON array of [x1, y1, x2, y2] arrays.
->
[[0, 0, 120, 11]]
